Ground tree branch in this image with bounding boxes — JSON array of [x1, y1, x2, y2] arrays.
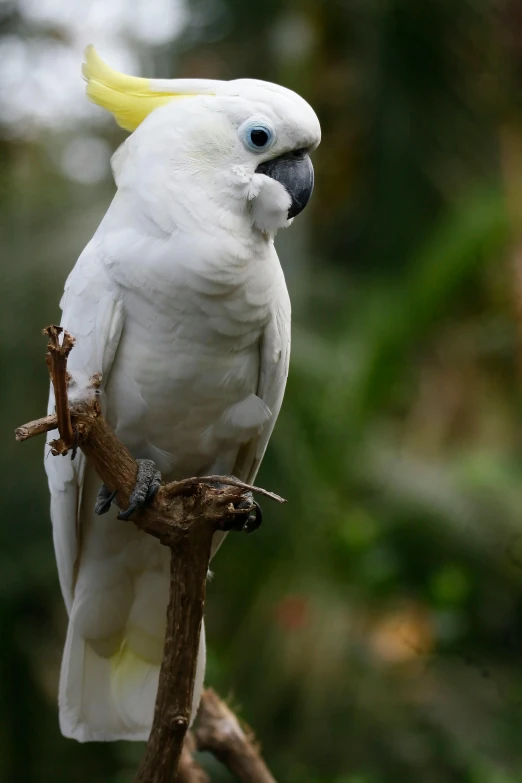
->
[[16, 327, 283, 782], [194, 689, 277, 783], [44, 325, 76, 452], [177, 733, 211, 783]]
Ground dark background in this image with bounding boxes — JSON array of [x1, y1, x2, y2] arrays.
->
[[2, 1, 522, 781]]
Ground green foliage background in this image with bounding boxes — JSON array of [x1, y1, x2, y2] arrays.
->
[[2, 1, 522, 781]]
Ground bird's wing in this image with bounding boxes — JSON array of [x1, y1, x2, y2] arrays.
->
[[233, 273, 291, 485], [45, 244, 124, 614]]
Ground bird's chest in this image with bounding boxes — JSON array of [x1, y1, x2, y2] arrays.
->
[[105, 268, 272, 474]]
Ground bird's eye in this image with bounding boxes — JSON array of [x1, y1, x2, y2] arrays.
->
[[250, 128, 269, 147], [241, 122, 275, 152]]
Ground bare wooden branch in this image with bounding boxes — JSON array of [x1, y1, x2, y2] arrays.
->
[[135, 526, 214, 782], [195, 689, 277, 783], [15, 413, 58, 442], [176, 733, 211, 783], [165, 476, 285, 504], [44, 325, 76, 452], [16, 327, 282, 783]]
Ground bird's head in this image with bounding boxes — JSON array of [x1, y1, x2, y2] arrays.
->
[[83, 47, 320, 234]]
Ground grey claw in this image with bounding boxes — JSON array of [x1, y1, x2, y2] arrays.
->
[[117, 503, 138, 521], [70, 426, 79, 461], [236, 497, 262, 533], [117, 459, 162, 521], [225, 493, 263, 533], [94, 485, 118, 516], [245, 501, 263, 533], [204, 480, 263, 533]]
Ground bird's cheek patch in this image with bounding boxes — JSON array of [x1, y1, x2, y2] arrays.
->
[[228, 165, 256, 201], [248, 174, 292, 234], [231, 164, 252, 185], [246, 173, 264, 200]]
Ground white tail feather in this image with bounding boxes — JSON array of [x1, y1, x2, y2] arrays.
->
[[59, 618, 206, 742]]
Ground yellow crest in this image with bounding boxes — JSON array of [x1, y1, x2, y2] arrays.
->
[[83, 46, 203, 131]]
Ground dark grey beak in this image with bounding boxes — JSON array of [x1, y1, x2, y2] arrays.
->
[[255, 150, 314, 218]]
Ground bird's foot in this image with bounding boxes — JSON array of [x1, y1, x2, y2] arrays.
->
[[70, 425, 80, 461], [94, 484, 118, 515], [210, 481, 262, 533], [117, 459, 162, 520], [233, 493, 263, 533], [94, 459, 162, 520]]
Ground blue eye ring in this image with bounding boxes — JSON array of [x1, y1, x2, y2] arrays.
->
[[241, 122, 275, 152]]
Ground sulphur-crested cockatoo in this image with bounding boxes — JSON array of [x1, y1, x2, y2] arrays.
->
[[45, 46, 320, 742]]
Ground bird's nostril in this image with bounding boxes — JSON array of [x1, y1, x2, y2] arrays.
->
[[291, 148, 307, 159]]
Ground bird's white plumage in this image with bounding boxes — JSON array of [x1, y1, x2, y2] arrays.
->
[[46, 59, 318, 742], [46, 246, 124, 614]]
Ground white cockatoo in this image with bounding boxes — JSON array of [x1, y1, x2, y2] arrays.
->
[[45, 46, 320, 743]]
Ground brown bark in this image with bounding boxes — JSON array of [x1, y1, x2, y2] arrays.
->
[[44, 325, 76, 449], [195, 689, 277, 783], [135, 530, 214, 782], [177, 733, 211, 783], [15, 413, 59, 441]]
